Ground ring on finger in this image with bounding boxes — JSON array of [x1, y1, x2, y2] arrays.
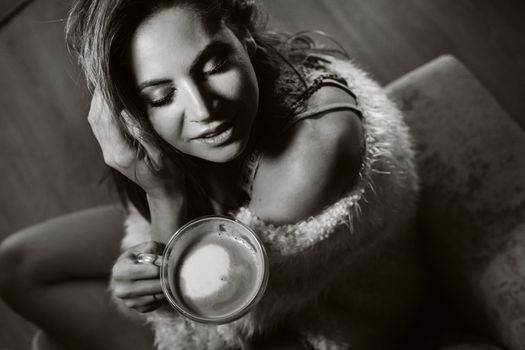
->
[[136, 253, 159, 265]]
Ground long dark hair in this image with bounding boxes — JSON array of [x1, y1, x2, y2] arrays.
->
[[66, 0, 347, 222], [66, 0, 286, 221]]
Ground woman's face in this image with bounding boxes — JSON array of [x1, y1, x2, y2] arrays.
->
[[131, 6, 259, 163]]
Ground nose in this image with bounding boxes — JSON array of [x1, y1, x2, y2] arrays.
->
[[181, 79, 213, 123]]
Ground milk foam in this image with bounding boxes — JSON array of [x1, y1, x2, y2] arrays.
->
[[179, 244, 231, 299], [171, 231, 262, 319]]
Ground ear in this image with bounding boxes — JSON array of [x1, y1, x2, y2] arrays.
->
[[243, 31, 257, 57]]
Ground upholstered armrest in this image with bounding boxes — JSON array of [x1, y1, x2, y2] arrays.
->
[[386, 55, 525, 349]]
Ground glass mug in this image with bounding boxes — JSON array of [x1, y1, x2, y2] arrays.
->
[[139, 216, 269, 324]]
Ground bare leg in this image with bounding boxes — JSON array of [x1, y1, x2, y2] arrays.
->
[[32, 330, 66, 350], [0, 205, 155, 350]]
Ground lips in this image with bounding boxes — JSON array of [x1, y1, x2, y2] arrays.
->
[[196, 119, 233, 140], [193, 116, 237, 146]]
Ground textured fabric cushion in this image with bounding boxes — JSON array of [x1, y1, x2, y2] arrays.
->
[[386, 55, 525, 349]]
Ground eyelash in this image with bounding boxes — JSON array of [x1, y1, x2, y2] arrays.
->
[[204, 57, 229, 75], [148, 58, 230, 108], [150, 88, 175, 108]]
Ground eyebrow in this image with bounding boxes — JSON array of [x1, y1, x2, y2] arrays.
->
[[138, 39, 231, 91]]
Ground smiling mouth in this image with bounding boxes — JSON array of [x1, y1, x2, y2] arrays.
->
[[195, 118, 236, 146]]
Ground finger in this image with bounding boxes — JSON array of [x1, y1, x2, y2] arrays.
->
[[120, 241, 164, 259], [112, 279, 163, 299], [113, 241, 164, 279], [123, 293, 166, 309], [100, 113, 133, 163], [88, 95, 135, 168], [87, 88, 105, 123], [87, 90, 109, 146], [136, 253, 163, 267], [132, 295, 166, 313], [134, 304, 159, 313], [88, 90, 115, 138], [121, 110, 163, 168], [153, 292, 166, 302], [112, 261, 160, 280]]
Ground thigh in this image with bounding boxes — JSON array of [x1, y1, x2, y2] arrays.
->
[[1, 205, 157, 350], [5, 204, 127, 282]]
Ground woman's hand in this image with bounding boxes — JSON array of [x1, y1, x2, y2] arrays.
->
[[87, 89, 181, 198], [110, 241, 165, 313]]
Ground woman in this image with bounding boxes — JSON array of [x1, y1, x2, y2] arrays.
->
[[0, 0, 421, 349]]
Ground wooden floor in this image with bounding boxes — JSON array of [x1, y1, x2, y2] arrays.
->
[[0, 0, 524, 348]]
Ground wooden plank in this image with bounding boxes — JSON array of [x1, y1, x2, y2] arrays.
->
[[0, 0, 112, 240], [0, 0, 34, 27], [0, 0, 112, 348]]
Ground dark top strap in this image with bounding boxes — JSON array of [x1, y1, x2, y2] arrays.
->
[[242, 69, 363, 198], [317, 77, 358, 100], [279, 77, 363, 136]]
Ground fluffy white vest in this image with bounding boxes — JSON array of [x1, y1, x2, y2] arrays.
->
[[118, 57, 421, 350]]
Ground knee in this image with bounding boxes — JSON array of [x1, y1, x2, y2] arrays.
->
[[0, 231, 37, 302], [32, 330, 68, 350]]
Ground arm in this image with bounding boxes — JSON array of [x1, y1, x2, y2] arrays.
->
[[238, 83, 419, 324], [86, 90, 186, 313], [242, 86, 366, 309], [250, 86, 364, 225], [147, 192, 186, 243]]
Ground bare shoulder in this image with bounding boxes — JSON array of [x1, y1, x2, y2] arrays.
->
[[249, 85, 364, 225]]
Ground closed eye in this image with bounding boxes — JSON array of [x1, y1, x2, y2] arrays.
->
[[203, 57, 230, 76], [148, 87, 176, 108]]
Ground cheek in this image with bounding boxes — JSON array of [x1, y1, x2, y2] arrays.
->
[[149, 110, 184, 144], [211, 67, 258, 104]]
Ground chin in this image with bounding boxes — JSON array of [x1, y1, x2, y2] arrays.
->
[[203, 141, 247, 164]]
